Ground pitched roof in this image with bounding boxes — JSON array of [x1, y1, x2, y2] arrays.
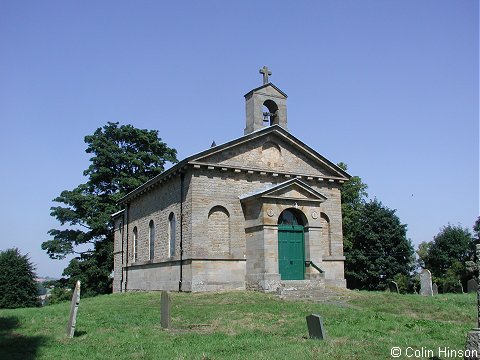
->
[[244, 82, 288, 98], [118, 125, 350, 204]]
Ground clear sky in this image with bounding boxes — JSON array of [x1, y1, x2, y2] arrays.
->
[[0, 1, 478, 278]]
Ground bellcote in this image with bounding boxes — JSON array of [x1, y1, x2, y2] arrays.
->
[[244, 66, 288, 135]]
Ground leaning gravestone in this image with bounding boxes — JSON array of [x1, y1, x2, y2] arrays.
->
[[388, 281, 399, 294], [161, 291, 171, 329], [420, 269, 433, 296], [306, 314, 326, 340], [66, 280, 81, 338], [468, 279, 478, 293], [432, 283, 438, 295]]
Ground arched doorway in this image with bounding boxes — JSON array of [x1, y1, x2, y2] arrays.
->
[[278, 209, 305, 280]]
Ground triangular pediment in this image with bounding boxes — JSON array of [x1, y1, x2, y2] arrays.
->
[[240, 179, 327, 203], [244, 83, 288, 99], [189, 126, 349, 179]]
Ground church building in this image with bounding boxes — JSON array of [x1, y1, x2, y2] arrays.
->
[[112, 67, 350, 293]]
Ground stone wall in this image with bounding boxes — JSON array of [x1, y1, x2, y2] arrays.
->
[[190, 165, 345, 290], [126, 260, 191, 291], [113, 216, 124, 293], [115, 171, 193, 292], [199, 133, 338, 177], [113, 130, 347, 292]]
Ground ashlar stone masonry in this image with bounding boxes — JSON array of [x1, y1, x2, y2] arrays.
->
[[112, 69, 350, 293]]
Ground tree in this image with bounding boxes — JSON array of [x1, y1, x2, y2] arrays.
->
[[415, 241, 431, 269], [418, 224, 475, 290], [337, 162, 368, 252], [344, 199, 415, 290], [338, 163, 414, 290], [42, 122, 178, 296], [0, 248, 39, 308]]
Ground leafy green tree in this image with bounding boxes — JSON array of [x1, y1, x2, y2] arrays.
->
[[337, 162, 368, 251], [42, 122, 177, 296], [415, 241, 431, 269], [0, 248, 39, 308], [418, 224, 474, 288], [344, 199, 415, 290], [47, 286, 72, 305]]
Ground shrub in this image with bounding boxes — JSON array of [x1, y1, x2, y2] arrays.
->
[[0, 248, 39, 308]]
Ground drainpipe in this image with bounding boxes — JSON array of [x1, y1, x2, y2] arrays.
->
[[124, 203, 129, 292], [119, 209, 125, 292], [179, 172, 185, 292]]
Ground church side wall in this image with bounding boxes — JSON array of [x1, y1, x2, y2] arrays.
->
[[190, 167, 282, 258], [312, 184, 346, 286], [118, 171, 194, 292]]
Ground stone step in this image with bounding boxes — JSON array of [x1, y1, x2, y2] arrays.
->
[[277, 283, 354, 304], [278, 279, 325, 292]]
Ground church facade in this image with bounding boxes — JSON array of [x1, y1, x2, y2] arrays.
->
[[112, 70, 350, 293]]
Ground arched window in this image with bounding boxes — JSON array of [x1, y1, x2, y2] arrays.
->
[[133, 226, 138, 262], [169, 213, 176, 257], [149, 220, 155, 260]]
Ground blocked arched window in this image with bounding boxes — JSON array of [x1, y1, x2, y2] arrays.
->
[[208, 206, 230, 253], [133, 226, 138, 262], [320, 213, 331, 256], [169, 213, 176, 257], [149, 220, 155, 260]]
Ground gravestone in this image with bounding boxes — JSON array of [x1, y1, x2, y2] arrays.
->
[[66, 280, 81, 338], [306, 314, 326, 340], [432, 283, 438, 295], [420, 269, 433, 296], [465, 244, 480, 359], [468, 279, 479, 293], [161, 291, 171, 329], [388, 281, 399, 294]]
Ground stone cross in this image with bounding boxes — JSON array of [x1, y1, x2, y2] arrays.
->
[[66, 280, 81, 338], [259, 66, 272, 85]]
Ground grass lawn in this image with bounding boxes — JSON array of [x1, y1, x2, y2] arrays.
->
[[0, 290, 476, 359]]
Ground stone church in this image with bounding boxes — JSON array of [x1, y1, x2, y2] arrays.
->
[[112, 67, 350, 293]]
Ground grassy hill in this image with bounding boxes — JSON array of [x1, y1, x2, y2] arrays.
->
[[0, 290, 476, 359]]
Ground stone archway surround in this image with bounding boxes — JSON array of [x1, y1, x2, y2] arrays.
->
[[242, 200, 324, 291]]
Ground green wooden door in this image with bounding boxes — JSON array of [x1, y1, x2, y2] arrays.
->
[[278, 224, 305, 280]]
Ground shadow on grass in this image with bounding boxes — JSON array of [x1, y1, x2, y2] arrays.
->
[[74, 330, 87, 337], [0, 316, 48, 360]]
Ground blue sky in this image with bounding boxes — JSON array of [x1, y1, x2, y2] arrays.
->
[[0, 1, 478, 278]]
